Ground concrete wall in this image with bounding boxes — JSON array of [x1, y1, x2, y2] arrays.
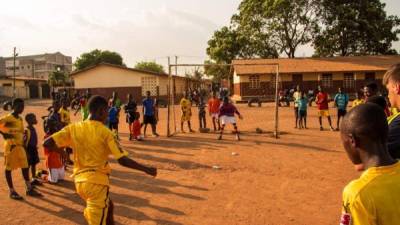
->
[[73, 65, 156, 89]]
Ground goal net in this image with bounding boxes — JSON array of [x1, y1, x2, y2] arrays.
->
[[165, 62, 280, 138]]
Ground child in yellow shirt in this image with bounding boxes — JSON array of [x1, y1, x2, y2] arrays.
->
[[339, 103, 400, 225], [44, 95, 157, 225], [0, 98, 42, 200]]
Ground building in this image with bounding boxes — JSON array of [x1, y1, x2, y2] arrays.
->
[[71, 63, 208, 103], [2, 52, 72, 80], [232, 55, 400, 101], [0, 76, 48, 99]]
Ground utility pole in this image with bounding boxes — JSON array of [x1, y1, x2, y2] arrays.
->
[[13, 47, 17, 99], [167, 56, 171, 137]]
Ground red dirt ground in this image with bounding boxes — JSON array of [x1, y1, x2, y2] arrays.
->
[[0, 100, 357, 225]]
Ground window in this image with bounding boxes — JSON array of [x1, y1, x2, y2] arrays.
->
[[343, 73, 355, 88], [249, 75, 260, 89], [27, 65, 31, 69], [321, 73, 332, 88], [141, 77, 157, 96]]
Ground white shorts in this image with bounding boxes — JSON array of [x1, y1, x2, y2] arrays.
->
[[220, 116, 236, 125], [211, 113, 219, 119], [49, 167, 65, 183]]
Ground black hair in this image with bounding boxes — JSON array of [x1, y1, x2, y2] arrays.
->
[[342, 103, 388, 146], [12, 98, 24, 106], [88, 95, 108, 114], [25, 113, 36, 123], [365, 82, 378, 92], [365, 96, 387, 111]]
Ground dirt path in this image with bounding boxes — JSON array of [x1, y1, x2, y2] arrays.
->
[[0, 100, 357, 225]]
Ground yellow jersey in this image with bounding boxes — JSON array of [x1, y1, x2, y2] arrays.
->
[[52, 120, 128, 186], [341, 161, 400, 225], [180, 98, 191, 112], [352, 99, 365, 107], [0, 114, 24, 153], [59, 107, 71, 124]]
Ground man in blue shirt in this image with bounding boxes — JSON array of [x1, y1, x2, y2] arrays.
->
[[334, 87, 349, 131], [142, 91, 159, 137]]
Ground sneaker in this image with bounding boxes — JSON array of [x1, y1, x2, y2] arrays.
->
[[217, 135, 222, 140], [330, 126, 335, 131], [189, 129, 195, 133], [31, 179, 43, 186], [236, 135, 240, 141], [26, 188, 43, 197], [335, 128, 340, 131], [9, 191, 23, 200], [152, 133, 160, 137], [320, 127, 324, 131]]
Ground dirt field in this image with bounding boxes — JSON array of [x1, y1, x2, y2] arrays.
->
[[0, 99, 357, 225]]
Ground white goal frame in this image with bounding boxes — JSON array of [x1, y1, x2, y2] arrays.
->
[[167, 62, 280, 139]]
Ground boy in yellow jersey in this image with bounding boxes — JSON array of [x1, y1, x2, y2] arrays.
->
[[351, 92, 364, 108], [180, 92, 194, 133], [339, 103, 400, 225], [59, 99, 73, 165], [43, 95, 157, 225], [0, 98, 42, 200]]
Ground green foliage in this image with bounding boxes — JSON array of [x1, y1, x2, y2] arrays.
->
[[74, 49, 125, 70], [313, 0, 400, 56], [48, 70, 67, 86], [203, 60, 231, 82], [134, 61, 165, 74]]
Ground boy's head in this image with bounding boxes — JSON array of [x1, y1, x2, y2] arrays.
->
[[318, 86, 323, 92], [88, 95, 109, 123], [383, 63, 400, 109], [12, 98, 24, 114], [127, 94, 132, 101], [52, 101, 61, 112], [365, 96, 388, 112], [296, 85, 300, 92], [135, 112, 140, 120], [340, 103, 388, 165], [146, 91, 151, 98], [338, 87, 342, 93], [355, 91, 362, 99], [25, 113, 37, 125], [62, 99, 69, 109], [363, 82, 378, 98], [223, 97, 229, 104]]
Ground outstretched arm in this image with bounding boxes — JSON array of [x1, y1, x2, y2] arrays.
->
[[118, 156, 157, 177]]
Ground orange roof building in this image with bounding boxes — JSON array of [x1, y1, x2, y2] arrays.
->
[[232, 55, 400, 101]]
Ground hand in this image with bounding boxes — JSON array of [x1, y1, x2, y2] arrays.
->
[[146, 167, 157, 177]]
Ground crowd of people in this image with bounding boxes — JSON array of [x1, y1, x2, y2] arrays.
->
[[1, 63, 400, 224]]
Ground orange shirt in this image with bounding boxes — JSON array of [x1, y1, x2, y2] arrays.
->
[[44, 134, 63, 169], [208, 98, 221, 114]]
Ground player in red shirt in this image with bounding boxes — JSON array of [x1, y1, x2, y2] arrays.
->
[[315, 86, 334, 131]]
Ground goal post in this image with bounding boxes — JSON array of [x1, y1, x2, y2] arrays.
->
[[167, 62, 280, 139]]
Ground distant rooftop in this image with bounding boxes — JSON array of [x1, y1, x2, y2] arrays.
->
[[233, 55, 400, 75]]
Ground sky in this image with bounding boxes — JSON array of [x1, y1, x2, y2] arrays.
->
[[0, 0, 399, 69]]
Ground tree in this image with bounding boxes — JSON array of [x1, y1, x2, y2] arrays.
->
[[206, 26, 243, 63], [74, 49, 125, 70], [48, 70, 68, 87], [313, 0, 400, 56], [134, 61, 165, 74], [203, 60, 231, 82]]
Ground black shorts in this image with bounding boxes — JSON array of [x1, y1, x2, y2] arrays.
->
[[108, 122, 118, 130], [298, 110, 307, 118], [338, 109, 347, 117], [143, 115, 156, 125], [26, 146, 40, 166], [294, 107, 299, 117]]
